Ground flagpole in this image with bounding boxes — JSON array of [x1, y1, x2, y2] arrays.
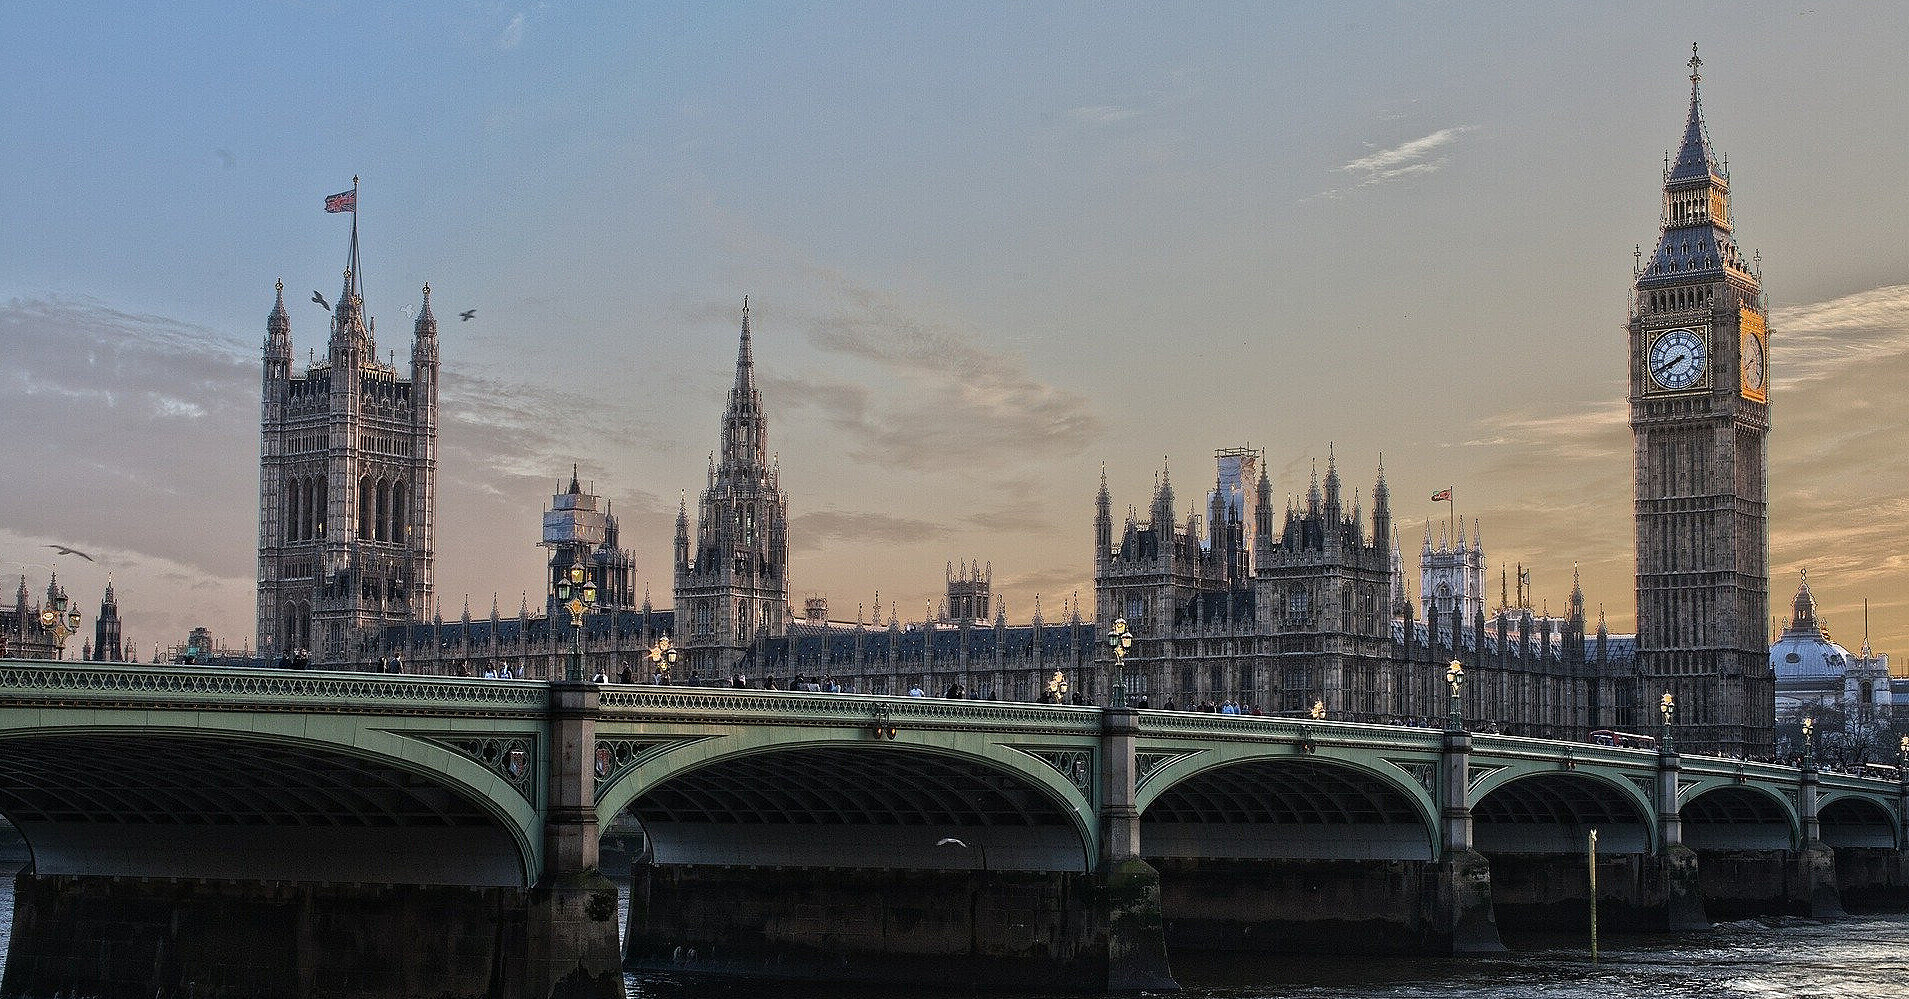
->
[[350, 175, 361, 305]]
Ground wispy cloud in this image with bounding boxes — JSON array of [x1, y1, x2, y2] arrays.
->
[[1065, 67, 1199, 127], [760, 274, 1103, 473], [792, 510, 945, 546], [497, 12, 527, 49], [1320, 126, 1474, 199], [1466, 398, 1630, 463], [1771, 283, 1909, 389]]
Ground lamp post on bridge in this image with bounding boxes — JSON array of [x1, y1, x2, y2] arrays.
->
[[1445, 659, 1465, 732], [647, 635, 678, 685], [1659, 692, 1675, 753], [554, 561, 597, 683], [1801, 716, 1816, 770], [1107, 617, 1132, 708], [38, 595, 81, 660], [1046, 670, 1069, 705], [1310, 699, 1326, 721]]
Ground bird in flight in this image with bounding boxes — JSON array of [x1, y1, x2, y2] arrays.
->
[[459, 309, 476, 322], [45, 545, 96, 563], [312, 291, 331, 311]]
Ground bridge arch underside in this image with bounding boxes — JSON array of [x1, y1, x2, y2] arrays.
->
[[627, 746, 1089, 872], [1681, 786, 1797, 851], [0, 733, 527, 886], [1140, 759, 1433, 861], [1821, 795, 1899, 850], [1473, 773, 1650, 854]]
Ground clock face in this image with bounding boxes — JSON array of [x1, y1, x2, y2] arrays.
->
[[1740, 327, 1766, 392], [1649, 328, 1707, 391]]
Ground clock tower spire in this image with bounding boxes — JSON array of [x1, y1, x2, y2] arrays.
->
[[1628, 45, 1772, 756]]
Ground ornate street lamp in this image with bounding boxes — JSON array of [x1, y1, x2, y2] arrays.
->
[[1801, 716, 1816, 768], [647, 635, 679, 685], [1445, 659, 1466, 732], [1107, 617, 1133, 708], [1898, 735, 1908, 776], [1659, 692, 1676, 753], [1046, 670, 1069, 705], [1310, 698, 1326, 721], [553, 561, 597, 683], [37, 591, 82, 659]]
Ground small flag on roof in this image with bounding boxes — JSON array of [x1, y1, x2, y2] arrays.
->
[[1431, 488, 1452, 502], [324, 189, 356, 213]]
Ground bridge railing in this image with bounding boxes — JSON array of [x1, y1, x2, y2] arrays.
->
[[597, 686, 1104, 734], [0, 659, 549, 713], [1132, 708, 1445, 753]]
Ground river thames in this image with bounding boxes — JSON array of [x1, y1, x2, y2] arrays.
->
[[3, 850, 1905, 999]]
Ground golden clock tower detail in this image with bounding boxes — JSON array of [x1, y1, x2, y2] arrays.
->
[[1629, 46, 1773, 755]]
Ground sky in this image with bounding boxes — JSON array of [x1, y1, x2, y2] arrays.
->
[[4, 3, 1909, 663]]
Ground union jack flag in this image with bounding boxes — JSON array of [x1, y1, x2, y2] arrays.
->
[[324, 190, 356, 213]]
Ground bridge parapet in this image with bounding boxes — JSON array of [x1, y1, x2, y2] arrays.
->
[[0, 659, 547, 715], [1471, 732, 1658, 771], [597, 687, 1104, 735]]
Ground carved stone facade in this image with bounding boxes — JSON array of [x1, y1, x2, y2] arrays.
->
[[674, 301, 789, 680], [255, 215, 438, 662], [1093, 450, 1633, 736]]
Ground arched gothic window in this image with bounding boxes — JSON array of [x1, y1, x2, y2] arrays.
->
[[359, 476, 374, 540]]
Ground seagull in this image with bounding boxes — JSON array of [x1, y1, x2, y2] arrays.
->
[[459, 309, 476, 321], [312, 290, 331, 311], [45, 545, 96, 563]]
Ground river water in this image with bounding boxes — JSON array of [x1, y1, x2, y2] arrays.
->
[[2, 855, 1904, 999]]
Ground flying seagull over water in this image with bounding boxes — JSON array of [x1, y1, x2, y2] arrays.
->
[[312, 291, 330, 311], [45, 545, 96, 563], [460, 309, 476, 321]]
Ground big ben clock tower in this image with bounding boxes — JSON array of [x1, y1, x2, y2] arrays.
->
[[1630, 46, 1773, 756]]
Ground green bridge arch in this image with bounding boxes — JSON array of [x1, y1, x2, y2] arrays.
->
[[594, 729, 1100, 872], [1132, 743, 1441, 861], [1467, 763, 1658, 855]]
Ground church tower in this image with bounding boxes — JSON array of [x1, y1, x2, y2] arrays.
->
[[1630, 48, 1773, 755], [675, 300, 789, 679], [256, 186, 438, 661], [91, 579, 122, 662]]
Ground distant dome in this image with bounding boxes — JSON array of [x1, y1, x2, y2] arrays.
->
[[1770, 569, 1855, 678]]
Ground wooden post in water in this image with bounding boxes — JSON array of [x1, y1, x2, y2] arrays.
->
[[1588, 827, 1599, 963]]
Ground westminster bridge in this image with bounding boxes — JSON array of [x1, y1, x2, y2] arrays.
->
[[0, 662, 1905, 998]]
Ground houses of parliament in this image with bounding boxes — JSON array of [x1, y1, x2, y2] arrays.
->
[[251, 52, 1775, 755]]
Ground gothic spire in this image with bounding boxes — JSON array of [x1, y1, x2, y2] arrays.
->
[[267, 279, 291, 354], [735, 295, 755, 392], [1323, 443, 1342, 515], [1669, 44, 1721, 185], [719, 298, 767, 472], [413, 282, 437, 342], [1790, 569, 1818, 634], [1151, 456, 1175, 528], [1641, 44, 1750, 286]]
